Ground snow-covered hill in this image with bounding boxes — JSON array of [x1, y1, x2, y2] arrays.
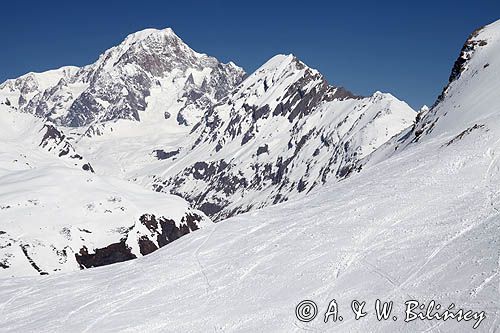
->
[[0, 103, 94, 173], [155, 55, 414, 219], [2, 135, 497, 331], [0, 20, 498, 332], [0, 106, 209, 277]]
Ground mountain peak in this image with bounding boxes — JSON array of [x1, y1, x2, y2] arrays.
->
[[259, 54, 304, 71], [266, 53, 295, 64], [123, 27, 180, 45], [103, 27, 188, 67], [249, 53, 320, 87], [0, 26, 245, 127]]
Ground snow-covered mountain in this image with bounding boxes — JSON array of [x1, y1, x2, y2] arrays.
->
[[0, 20, 498, 332], [70, 54, 415, 220], [0, 28, 245, 128], [0, 105, 209, 277], [154, 55, 414, 219], [0, 27, 415, 223], [0, 100, 94, 173]]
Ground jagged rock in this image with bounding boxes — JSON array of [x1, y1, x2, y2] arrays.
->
[[76, 242, 136, 269]]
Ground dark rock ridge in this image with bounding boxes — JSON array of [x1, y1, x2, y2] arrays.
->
[[20, 244, 48, 275], [76, 241, 137, 269], [153, 149, 180, 160], [75, 212, 202, 269], [434, 26, 487, 107], [0, 207, 206, 275], [137, 213, 200, 255]]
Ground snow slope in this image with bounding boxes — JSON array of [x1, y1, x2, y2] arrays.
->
[[0, 105, 210, 277], [0, 20, 498, 332], [0, 104, 94, 173], [365, 20, 500, 166]]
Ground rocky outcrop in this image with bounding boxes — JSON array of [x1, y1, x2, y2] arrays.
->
[[1, 209, 207, 275], [434, 26, 487, 107], [153, 149, 179, 160], [75, 211, 203, 269], [39, 123, 94, 172], [76, 242, 137, 269], [137, 213, 201, 255]]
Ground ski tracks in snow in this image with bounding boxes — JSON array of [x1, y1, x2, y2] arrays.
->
[[194, 223, 218, 294]]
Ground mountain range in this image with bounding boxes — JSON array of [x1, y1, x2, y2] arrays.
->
[[0, 27, 415, 276]]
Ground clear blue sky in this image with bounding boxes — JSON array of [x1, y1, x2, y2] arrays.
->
[[1, 0, 499, 109]]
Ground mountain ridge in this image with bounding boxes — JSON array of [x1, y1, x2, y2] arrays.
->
[[0, 27, 417, 221], [149, 53, 415, 219]]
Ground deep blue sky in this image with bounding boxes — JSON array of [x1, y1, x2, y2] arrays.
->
[[1, 1, 499, 109]]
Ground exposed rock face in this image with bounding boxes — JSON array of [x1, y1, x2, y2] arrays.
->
[[0, 66, 79, 117], [152, 55, 416, 220], [0, 28, 245, 128], [76, 242, 137, 269], [39, 123, 94, 172], [75, 211, 202, 268], [153, 149, 179, 160], [138, 213, 200, 252], [434, 26, 487, 107]]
